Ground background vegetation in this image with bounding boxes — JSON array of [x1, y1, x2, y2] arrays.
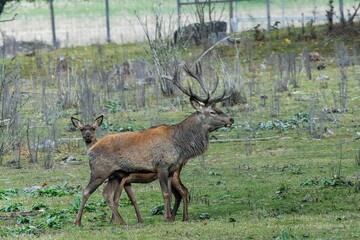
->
[[1, 0, 360, 239]]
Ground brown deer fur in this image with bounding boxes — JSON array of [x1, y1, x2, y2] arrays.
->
[[72, 115, 190, 224], [74, 64, 234, 226]]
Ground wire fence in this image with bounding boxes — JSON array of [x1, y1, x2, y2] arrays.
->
[[0, 0, 358, 48], [232, 0, 354, 31]]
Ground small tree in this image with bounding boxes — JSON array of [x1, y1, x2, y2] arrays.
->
[[347, 3, 360, 27], [326, 0, 335, 32], [136, 5, 181, 97]]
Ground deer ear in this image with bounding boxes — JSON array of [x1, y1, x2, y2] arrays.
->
[[93, 115, 104, 127], [190, 98, 205, 111], [71, 117, 83, 129]]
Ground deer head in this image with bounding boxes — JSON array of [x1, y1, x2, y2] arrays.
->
[[169, 63, 234, 131], [71, 115, 104, 145]]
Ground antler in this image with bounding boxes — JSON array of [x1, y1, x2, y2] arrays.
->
[[184, 63, 232, 106], [163, 63, 232, 106]]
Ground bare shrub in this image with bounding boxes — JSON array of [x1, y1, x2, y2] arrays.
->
[[308, 94, 326, 139], [302, 48, 312, 80], [76, 66, 96, 123], [26, 120, 39, 164], [326, 0, 335, 32], [352, 48, 360, 88], [220, 47, 246, 107], [44, 121, 57, 169], [0, 60, 25, 167], [334, 42, 349, 112], [270, 90, 281, 118], [136, 6, 180, 97], [347, 3, 360, 27], [286, 52, 301, 88]]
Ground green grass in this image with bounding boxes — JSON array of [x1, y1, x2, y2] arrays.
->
[[1, 137, 360, 239]]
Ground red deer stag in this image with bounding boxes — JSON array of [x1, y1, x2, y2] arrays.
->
[[71, 115, 191, 224], [74, 63, 234, 226]]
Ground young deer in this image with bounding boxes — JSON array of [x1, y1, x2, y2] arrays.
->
[[74, 63, 234, 226], [71, 115, 104, 150], [71, 115, 189, 224]]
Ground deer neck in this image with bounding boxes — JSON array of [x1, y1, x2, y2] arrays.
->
[[85, 137, 97, 150], [173, 113, 209, 160]]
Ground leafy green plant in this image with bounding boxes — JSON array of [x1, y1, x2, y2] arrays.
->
[[26, 182, 79, 198], [300, 176, 348, 188], [150, 204, 164, 215], [70, 195, 106, 213], [240, 112, 310, 133], [1, 202, 23, 212], [43, 210, 70, 229], [31, 202, 49, 211], [258, 112, 309, 131], [318, 176, 347, 187], [275, 228, 289, 240], [0, 188, 19, 200], [16, 215, 32, 224], [105, 100, 124, 113]]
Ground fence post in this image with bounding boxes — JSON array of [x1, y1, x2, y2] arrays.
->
[[49, 0, 57, 48], [265, 0, 271, 30], [339, 0, 345, 24], [177, 0, 181, 31], [229, 0, 234, 32], [105, 0, 111, 43]]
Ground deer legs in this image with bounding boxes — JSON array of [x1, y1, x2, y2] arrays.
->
[[158, 170, 173, 222], [105, 167, 189, 225], [170, 165, 189, 221], [102, 178, 127, 225], [75, 177, 107, 227], [76, 169, 190, 227], [108, 182, 144, 224]]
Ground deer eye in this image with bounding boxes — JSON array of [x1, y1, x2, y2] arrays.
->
[[209, 111, 216, 116]]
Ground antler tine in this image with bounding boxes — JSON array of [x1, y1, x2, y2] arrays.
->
[[184, 63, 209, 95], [183, 64, 210, 103], [207, 87, 233, 106], [162, 68, 192, 98], [162, 66, 209, 103]]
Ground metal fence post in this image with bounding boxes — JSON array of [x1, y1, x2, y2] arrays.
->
[[339, 0, 345, 24], [105, 0, 111, 43], [266, 0, 271, 30], [49, 0, 57, 48]]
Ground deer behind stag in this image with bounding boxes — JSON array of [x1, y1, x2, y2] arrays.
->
[[74, 63, 234, 226], [71, 115, 104, 150]]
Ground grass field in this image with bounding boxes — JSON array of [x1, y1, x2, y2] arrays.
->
[[1, 131, 360, 239]]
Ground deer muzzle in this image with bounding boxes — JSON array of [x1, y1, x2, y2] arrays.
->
[[226, 117, 234, 127]]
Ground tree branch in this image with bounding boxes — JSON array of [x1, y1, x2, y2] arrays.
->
[[0, 13, 17, 23]]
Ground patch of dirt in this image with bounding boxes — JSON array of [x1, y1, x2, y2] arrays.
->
[[0, 210, 42, 220]]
